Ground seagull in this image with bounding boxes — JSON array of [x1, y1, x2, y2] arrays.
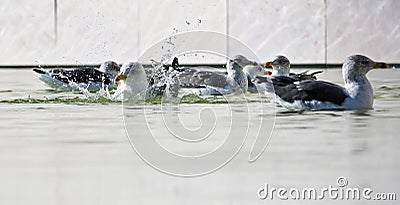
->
[[260, 55, 322, 79], [175, 55, 261, 95], [33, 61, 120, 92], [114, 62, 180, 98], [164, 56, 269, 93], [242, 63, 272, 93], [254, 55, 322, 93], [266, 54, 388, 111], [113, 55, 268, 97]]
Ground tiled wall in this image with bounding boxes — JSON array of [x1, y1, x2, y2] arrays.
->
[[0, 0, 399, 64], [326, 0, 400, 63]]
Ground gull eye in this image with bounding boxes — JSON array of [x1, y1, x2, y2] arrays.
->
[[361, 60, 369, 66]]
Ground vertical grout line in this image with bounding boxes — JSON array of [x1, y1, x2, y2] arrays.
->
[[137, 0, 141, 58], [226, 0, 229, 60], [54, 0, 58, 44], [324, 0, 328, 65]]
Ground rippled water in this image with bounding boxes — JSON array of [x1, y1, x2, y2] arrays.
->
[[0, 68, 399, 204]]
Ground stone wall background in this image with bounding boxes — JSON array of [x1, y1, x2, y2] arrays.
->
[[0, 0, 399, 64]]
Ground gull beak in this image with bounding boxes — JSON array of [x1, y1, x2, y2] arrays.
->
[[264, 70, 273, 75], [265, 62, 273, 67], [373, 62, 389, 69], [114, 74, 127, 84]]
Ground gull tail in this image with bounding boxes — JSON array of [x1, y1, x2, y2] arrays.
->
[[310, 70, 323, 76], [32, 68, 47, 75]]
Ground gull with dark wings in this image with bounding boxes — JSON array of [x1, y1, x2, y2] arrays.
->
[[264, 55, 388, 110]]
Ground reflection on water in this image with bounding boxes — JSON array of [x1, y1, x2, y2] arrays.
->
[[0, 68, 399, 204]]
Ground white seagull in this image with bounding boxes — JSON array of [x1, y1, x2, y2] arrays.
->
[[113, 55, 270, 98], [254, 55, 322, 93], [166, 56, 269, 94], [242, 63, 271, 93], [33, 61, 120, 92], [267, 55, 388, 111], [268, 55, 322, 80], [114, 62, 180, 98], [176, 55, 263, 95]]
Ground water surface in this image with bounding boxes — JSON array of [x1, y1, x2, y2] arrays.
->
[[0, 68, 399, 204]]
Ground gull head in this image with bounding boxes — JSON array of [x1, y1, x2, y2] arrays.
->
[[243, 64, 271, 79], [114, 62, 149, 99], [228, 54, 259, 69], [342, 55, 388, 83], [99, 61, 120, 78], [265, 55, 290, 76], [114, 62, 145, 84]]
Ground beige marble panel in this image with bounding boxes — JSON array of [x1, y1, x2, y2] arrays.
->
[[327, 0, 400, 63], [0, 0, 53, 64], [2, 0, 400, 64], [229, 0, 326, 63], [54, 0, 138, 64], [138, 0, 227, 63]]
